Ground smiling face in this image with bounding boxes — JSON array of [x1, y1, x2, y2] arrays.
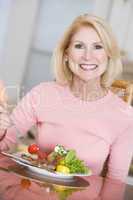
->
[[66, 26, 108, 82]]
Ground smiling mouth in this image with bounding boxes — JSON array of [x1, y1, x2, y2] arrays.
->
[[79, 64, 98, 71]]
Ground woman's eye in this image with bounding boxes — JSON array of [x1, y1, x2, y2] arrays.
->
[[94, 45, 103, 49], [74, 44, 84, 49]]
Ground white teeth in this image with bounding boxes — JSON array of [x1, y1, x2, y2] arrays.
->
[[79, 64, 98, 71]]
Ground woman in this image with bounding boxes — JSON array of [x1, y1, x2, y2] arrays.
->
[[0, 14, 133, 182]]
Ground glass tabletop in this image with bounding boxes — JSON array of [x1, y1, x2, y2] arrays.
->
[[0, 154, 133, 200]]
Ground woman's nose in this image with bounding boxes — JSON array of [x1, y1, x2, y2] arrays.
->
[[83, 48, 93, 61]]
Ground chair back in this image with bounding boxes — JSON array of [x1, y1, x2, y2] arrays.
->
[[110, 79, 133, 105]]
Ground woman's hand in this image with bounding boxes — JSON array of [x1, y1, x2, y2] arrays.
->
[[0, 104, 12, 137]]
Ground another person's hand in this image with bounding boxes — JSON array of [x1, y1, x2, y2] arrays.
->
[[0, 105, 12, 138]]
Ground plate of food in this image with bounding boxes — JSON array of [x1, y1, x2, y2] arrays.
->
[[2, 144, 92, 180]]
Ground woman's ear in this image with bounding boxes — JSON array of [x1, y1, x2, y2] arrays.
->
[[64, 56, 68, 62], [64, 52, 68, 62]]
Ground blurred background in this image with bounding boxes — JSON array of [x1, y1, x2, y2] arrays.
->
[[0, 0, 133, 182], [0, 0, 133, 104]]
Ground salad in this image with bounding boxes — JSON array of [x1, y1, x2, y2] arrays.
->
[[20, 144, 91, 175]]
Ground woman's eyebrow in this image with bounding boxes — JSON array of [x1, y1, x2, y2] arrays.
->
[[93, 41, 103, 45], [72, 40, 84, 43]]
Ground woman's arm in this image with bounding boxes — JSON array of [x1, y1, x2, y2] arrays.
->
[[0, 84, 41, 151], [107, 124, 133, 182]]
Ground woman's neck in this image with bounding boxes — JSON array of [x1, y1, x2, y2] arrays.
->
[[69, 76, 108, 101]]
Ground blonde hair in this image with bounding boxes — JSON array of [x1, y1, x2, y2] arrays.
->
[[52, 14, 123, 87]]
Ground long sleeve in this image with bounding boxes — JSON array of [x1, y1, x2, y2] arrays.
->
[[107, 124, 133, 182], [0, 84, 41, 151]]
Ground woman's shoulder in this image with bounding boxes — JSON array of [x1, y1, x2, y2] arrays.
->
[[31, 81, 57, 92], [31, 81, 66, 93], [36, 80, 60, 88], [29, 81, 62, 102]]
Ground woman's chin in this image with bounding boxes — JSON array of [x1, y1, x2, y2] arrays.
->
[[77, 77, 95, 82], [77, 74, 100, 82]]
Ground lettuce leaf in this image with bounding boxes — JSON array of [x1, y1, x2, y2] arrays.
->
[[64, 150, 89, 174]]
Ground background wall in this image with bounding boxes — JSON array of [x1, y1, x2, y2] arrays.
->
[[0, 0, 11, 66], [0, 0, 39, 102], [0, 0, 133, 102]]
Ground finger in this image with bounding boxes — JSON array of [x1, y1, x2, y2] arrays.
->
[[0, 103, 8, 109], [0, 116, 12, 126], [0, 120, 12, 128], [0, 112, 10, 117], [0, 122, 12, 129], [0, 107, 8, 114], [0, 126, 10, 131], [0, 116, 12, 124], [0, 102, 8, 108], [0, 117, 12, 125], [0, 112, 10, 119]]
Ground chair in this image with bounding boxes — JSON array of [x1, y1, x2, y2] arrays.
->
[[110, 79, 133, 105], [101, 79, 133, 177]]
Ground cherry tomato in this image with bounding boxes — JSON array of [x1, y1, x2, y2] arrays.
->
[[28, 144, 39, 154], [37, 150, 47, 160]]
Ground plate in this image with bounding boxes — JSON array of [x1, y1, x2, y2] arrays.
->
[[9, 165, 90, 188], [2, 152, 92, 180]]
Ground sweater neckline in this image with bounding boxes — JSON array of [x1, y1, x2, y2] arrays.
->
[[54, 81, 113, 106]]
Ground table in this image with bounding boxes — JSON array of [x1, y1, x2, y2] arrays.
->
[[0, 154, 133, 200]]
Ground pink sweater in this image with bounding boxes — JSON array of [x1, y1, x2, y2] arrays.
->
[[0, 81, 133, 181]]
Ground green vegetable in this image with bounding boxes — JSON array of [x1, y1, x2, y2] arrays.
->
[[65, 150, 76, 162], [59, 150, 89, 174]]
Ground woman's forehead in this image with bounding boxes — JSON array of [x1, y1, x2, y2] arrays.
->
[[70, 26, 102, 43]]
